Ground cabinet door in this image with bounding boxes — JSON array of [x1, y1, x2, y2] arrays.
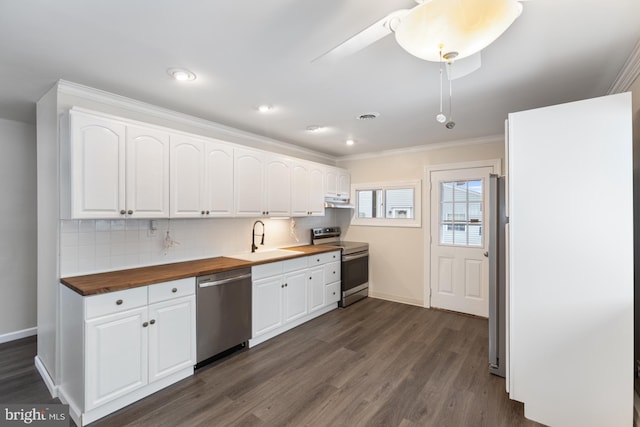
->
[[126, 126, 170, 218], [325, 167, 338, 197], [291, 162, 310, 217], [170, 135, 205, 218], [85, 307, 148, 411], [264, 155, 291, 216], [204, 140, 234, 216], [337, 170, 351, 198], [283, 270, 308, 322], [307, 266, 325, 312], [235, 149, 265, 216], [70, 112, 126, 218], [253, 276, 283, 337], [308, 165, 325, 216], [148, 295, 196, 383]]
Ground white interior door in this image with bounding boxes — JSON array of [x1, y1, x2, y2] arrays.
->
[[430, 167, 493, 317]]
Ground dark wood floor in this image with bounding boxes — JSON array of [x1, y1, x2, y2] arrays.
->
[[1, 298, 542, 426]]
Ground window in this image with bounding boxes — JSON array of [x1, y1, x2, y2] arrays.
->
[[352, 181, 421, 227], [439, 179, 483, 246]]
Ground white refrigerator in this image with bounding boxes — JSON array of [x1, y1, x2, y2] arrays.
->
[[505, 92, 633, 427]]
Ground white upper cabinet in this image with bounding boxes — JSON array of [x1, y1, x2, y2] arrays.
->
[[170, 135, 206, 218], [264, 154, 291, 216], [170, 135, 234, 218], [69, 111, 170, 219], [291, 161, 325, 217], [204, 140, 234, 216], [325, 166, 351, 199], [235, 149, 291, 217], [68, 108, 333, 219], [126, 126, 170, 218], [70, 111, 126, 218], [234, 148, 265, 216]]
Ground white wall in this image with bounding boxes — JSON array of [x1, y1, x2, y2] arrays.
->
[[338, 139, 504, 306], [0, 119, 37, 340]]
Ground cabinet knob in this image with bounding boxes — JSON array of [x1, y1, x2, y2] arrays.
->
[[127, 210, 133, 215], [333, 292, 336, 295], [309, 277, 312, 280], [142, 322, 149, 327], [150, 319, 156, 325], [316, 258, 320, 262], [266, 211, 269, 215], [281, 284, 284, 288], [206, 210, 210, 215], [201, 211, 205, 215], [284, 283, 288, 287], [120, 210, 126, 215], [171, 287, 177, 293], [116, 299, 123, 305], [333, 271, 336, 274]]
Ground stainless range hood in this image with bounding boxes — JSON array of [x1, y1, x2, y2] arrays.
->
[[324, 196, 354, 209]]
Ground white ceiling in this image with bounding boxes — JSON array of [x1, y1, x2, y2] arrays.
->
[[1, 0, 639, 157]]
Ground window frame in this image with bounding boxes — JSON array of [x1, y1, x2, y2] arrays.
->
[[351, 180, 422, 228]]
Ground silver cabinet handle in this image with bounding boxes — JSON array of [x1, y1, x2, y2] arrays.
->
[[116, 299, 123, 305]]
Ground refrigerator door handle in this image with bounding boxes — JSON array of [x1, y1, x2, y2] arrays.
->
[[488, 175, 500, 370]]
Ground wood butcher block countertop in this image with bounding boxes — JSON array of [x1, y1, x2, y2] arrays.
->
[[60, 245, 341, 296]]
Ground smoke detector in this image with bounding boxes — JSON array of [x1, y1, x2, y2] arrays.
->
[[357, 112, 380, 120]]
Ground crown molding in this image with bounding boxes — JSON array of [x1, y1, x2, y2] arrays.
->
[[336, 134, 503, 162], [56, 80, 337, 163], [608, 38, 640, 94]]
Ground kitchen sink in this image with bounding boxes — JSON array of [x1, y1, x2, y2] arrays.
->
[[228, 248, 304, 262]]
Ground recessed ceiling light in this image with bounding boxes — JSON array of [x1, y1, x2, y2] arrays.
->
[[306, 125, 326, 133], [167, 68, 196, 81], [257, 104, 273, 113], [346, 139, 355, 146]]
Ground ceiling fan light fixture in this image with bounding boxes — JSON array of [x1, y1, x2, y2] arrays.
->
[[395, 0, 523, 62]]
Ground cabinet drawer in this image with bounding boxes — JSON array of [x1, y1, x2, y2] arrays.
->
[[323, 261, 341, 285], [253, 261, 284, 280], [309, 251, 340, 266], [283, 256, 307, 272], [326, 282, 340, 304], [148, 277, 195, 304], [85, 287, 148, 319]]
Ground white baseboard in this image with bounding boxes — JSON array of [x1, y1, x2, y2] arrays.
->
[[0, 326, 37, 344], [368, 291, 424, 307], [34, 355, 58, 398]]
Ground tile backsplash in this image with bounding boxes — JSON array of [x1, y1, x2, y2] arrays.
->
[[60, 210, 350, 277]]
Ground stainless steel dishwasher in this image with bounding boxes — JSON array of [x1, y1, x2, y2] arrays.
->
[[196, 267, 252, 367]]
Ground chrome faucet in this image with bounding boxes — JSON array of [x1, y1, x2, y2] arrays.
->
[[251, 220, 265, 253]]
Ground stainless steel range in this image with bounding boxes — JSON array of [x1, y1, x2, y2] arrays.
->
[[311, 227, 369, 307]]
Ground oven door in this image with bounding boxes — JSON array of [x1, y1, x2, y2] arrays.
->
[[341, 250, 369, 300]]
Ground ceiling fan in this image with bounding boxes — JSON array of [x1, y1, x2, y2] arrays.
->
[[313, 0, 528, 80]]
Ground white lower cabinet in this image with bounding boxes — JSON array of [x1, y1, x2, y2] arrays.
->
[[250, 251, 341, 347], [85, 306, 148, 411], [60, 278, 196, 426], [283, 268, 308, 322]]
